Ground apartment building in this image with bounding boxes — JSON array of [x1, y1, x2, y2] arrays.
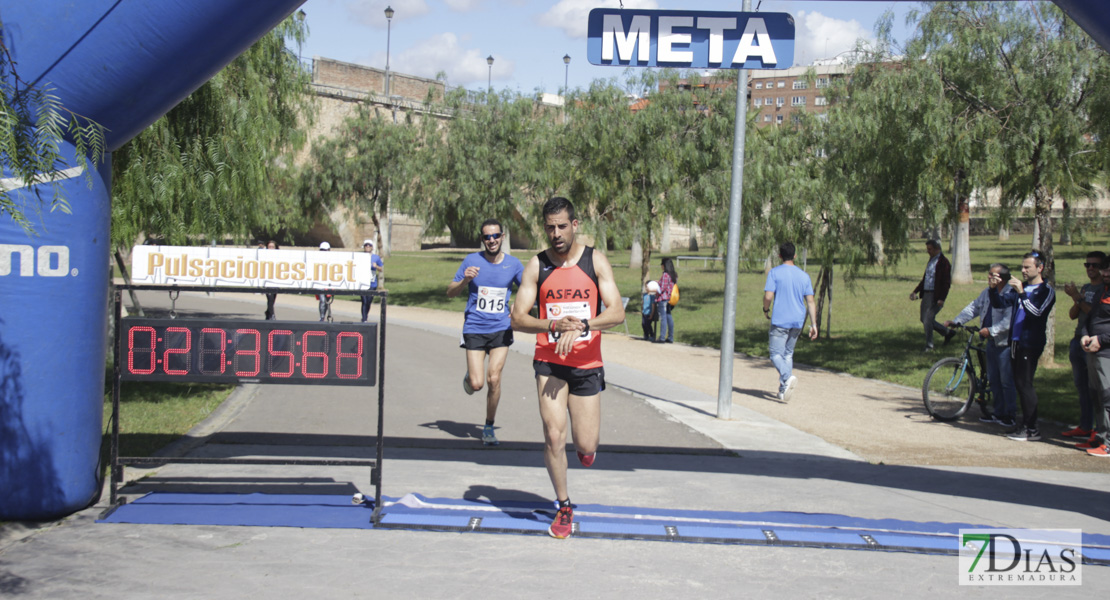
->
[[748, 62, 851, 126]]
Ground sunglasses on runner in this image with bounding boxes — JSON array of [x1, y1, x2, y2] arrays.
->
[[1085, 262, 1103, 269], [483, 233, 503, 241]]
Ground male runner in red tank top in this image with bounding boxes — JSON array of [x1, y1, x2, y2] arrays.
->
[[511, 197, 625, 539]]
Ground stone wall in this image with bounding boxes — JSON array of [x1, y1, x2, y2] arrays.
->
[[312, 56, 444, 103]]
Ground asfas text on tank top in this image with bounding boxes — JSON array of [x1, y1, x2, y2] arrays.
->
[[535, 246, 603, 369]]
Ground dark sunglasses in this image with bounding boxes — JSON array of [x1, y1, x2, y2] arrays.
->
[[482, 233, 503, 241], [1085, 262, 1104, 269]]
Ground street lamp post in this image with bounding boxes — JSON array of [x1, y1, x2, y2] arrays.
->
[[384, 6, 394, 98], [562, 54, 570, 124], [487, 55, 494, 94]]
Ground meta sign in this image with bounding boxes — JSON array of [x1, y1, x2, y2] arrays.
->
[[587, 9, 794, 70]]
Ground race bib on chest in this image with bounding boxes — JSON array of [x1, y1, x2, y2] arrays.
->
[[476, 286, 508, 313], [546, 301, 592, 342]]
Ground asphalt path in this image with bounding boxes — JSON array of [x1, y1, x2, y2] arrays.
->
[[1, 290, 1108, 598]]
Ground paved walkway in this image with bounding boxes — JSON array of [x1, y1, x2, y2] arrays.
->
[[1, 290, 1108, 598]]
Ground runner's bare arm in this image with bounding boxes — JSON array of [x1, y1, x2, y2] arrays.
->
[[589, 250, 625, 331], [511, 256, 550, 333]]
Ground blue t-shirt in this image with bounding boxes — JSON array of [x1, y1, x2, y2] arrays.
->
[[368, 254, 384, 289], [764, 263, 814, 329], [454, 252, 524, 334]]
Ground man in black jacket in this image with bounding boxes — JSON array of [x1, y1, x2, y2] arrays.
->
[[910, 239, 954, 351]]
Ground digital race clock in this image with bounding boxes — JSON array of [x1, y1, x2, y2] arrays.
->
[[119, 318, 377, 386]]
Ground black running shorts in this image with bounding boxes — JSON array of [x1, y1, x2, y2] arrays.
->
[[460, 329, 514, 351], [532, 360, 606, 396]]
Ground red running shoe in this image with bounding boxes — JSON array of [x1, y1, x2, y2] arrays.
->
[[1077, 435, 1099, 450], [577, 451, 596, 468], [1087, 445, 1110, 457], [548, 505, 574, 539], [1062, 427, 1092, 438]]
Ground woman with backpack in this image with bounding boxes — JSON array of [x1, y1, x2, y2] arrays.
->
[[655, 257, 678, 343]]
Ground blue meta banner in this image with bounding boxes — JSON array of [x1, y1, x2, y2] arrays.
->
[[587, 9, 794, 70]]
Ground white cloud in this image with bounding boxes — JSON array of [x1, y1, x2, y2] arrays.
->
[[391, 32, 515, 87], [539, 0, 658, 39], [443, 0, 482, 10], [792, 10, 873, 65], [345, 0, 430, 28]]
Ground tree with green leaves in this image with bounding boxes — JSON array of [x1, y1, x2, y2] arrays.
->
[[110, 15, 316, 249], [412, 89, 545, 249], [562, 70, 714, 284], [912, 1, 1107, 286], [299, 106, 419, 256], [0, 37, 105, 234]]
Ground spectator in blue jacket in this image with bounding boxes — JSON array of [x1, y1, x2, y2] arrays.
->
[[992, 251, 1056, 442]]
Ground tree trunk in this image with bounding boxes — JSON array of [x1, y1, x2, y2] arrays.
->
[[871, 225, 885, 266], [815, 265, 833, 338], [998, 223, 1009, 241], [381, 188, 392, 257], [114, 250, 144, 317], [951, 197, 973, 284], [639, 241, 652, 287], [1034, 184, 1055, 368], [1060, 200, 1072, 246], [630, 237, 643, 271], [926, 224, 942, 243]]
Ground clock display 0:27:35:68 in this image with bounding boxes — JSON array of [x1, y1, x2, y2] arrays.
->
[[118, 318, 377, 386]]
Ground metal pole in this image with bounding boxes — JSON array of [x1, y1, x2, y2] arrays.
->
[[716, 0, 753, 420], [563, 54, 570, 124], [487, 55, 494, 93], [384, 7, 393, 98]]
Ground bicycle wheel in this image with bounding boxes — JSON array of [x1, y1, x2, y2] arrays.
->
[[922, 356, 976, 421]]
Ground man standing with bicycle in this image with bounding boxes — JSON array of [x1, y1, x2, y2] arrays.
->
[[946, 264, 1017, 427], [993, 251, 1055, 442]]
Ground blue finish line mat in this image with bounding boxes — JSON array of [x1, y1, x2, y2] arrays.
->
[[98, 492, 1110, 564]]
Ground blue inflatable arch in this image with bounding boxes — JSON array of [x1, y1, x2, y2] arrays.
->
[[0, 0, 305, 520]]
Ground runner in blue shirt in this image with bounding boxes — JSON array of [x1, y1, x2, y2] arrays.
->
[[446, 219, 524, 446], [762, 242, 819, 401]]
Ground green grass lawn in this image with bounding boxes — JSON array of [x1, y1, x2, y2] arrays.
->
[[378, 233, 1110, 425], [103, 369, 233, 459]]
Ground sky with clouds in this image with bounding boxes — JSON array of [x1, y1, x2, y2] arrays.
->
[[294, 0, 916, 94]]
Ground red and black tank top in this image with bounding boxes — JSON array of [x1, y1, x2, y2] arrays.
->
[[534, 246, 603, 368]]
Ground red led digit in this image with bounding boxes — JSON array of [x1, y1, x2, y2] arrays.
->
[[127, 326, 157, 375], [301, 330, 329, 378], [335, 332, 363, 379], [234, 329, 261, 376], [268, 330, 294, 377], [198, 328, 227, 375], [163, 326, 192, 375]]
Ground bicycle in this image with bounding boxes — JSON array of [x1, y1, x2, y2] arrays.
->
[[921, 325, 993, 421]]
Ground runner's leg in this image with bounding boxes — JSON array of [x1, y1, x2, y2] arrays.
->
[[537, 374, 571, 501], [485, 346, 509, 422], [465, 349, 487, 394], [567, 392, 601, 457]]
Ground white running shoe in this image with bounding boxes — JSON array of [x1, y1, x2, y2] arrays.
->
[[783, 376, 798, 402], [463, 372, 475, 395]]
